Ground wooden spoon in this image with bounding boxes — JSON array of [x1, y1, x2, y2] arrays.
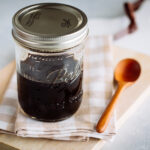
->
[[96, 58, 141, 133]]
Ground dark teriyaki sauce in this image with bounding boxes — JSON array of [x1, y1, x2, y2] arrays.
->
[[17, 53, 83, 121]]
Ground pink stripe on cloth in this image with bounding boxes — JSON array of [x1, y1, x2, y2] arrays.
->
[[0, 36, 116, 141]]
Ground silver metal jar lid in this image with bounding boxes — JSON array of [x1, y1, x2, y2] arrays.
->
[[12, 3, 88, 52]]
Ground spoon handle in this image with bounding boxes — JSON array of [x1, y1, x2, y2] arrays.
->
[[96, 83, 126, 133]]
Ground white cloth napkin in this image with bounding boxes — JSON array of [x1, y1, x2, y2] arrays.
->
[[0, 36, 116, 141]]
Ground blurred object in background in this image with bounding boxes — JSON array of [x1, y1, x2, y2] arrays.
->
[[114, 0, 145, 40]]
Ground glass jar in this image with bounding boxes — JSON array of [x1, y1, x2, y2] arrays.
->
[[12, 3, 88, 122]]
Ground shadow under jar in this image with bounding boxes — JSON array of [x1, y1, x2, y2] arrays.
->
[[12, 3, 88, 122]]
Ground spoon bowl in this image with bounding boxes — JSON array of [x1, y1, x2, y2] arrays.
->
[[115, 58, 141, 83], [96, 58, 141, 133]]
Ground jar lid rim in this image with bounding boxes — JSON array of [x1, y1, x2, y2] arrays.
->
[[12, 3, 88, 52]]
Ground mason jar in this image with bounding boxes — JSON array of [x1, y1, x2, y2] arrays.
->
[[12, 3, 88, 122]]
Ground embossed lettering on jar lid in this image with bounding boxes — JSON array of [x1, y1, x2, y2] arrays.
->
[[12, 3, 88, 52]]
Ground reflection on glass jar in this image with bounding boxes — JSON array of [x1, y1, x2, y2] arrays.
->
[[12, 3, 88, 121]]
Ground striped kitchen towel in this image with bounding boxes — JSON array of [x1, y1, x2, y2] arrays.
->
[[0, 36, 116, 141]]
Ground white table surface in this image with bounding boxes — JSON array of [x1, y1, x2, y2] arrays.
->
[[0, 0, 150, 150]]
